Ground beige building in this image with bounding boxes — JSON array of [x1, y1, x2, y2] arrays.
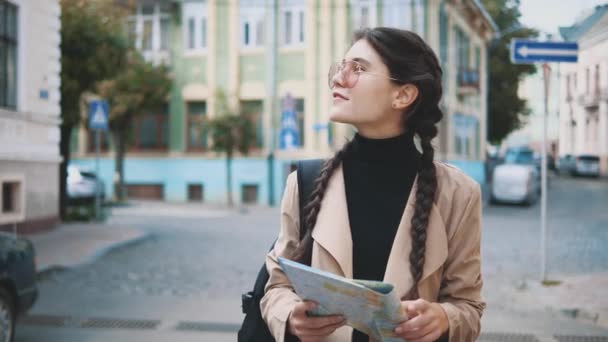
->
[[0, 0, 62, 232], [559, 5, 608, 174]]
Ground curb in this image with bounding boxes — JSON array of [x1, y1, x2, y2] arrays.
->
[[36, 231, 152, 277]]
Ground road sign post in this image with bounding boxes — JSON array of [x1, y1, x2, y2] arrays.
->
[[89, 100, 109, 221], [510, 39, 578, 282]]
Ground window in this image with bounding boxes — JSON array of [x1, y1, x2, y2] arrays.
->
[[0, 176, 23, 223], [241, 100, 264, 148], [187, 101, 209, 150], [240, 0, 265, 49], [280, 1, 305, 47], [128, 1, 171, 52], [0, 0, 18, 109], [188, 184, 204, 201], [241, 184, 259, 204], [382, 0, 425, 36], [455, 27, 470, 69], [130, 110, 169, 151], [383, 0, 409, 30], [351, 0, 376, 29], [183, 1, 208, 53]]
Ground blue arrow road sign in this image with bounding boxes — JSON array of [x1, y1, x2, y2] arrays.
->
[[89, 100, 109, 131], [511, 40, 578, 64]]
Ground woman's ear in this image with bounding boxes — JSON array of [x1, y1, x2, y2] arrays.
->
[[392, 84, 419, 110]]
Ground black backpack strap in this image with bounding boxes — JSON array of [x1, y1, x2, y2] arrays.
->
[[238, 159, 325, 342], [296, 159, 325, 240]]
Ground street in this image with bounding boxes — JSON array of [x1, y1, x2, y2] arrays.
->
[[15, 174, 608, 341]]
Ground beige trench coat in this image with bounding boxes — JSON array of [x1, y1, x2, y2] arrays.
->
[[261, 162, 485, 342]]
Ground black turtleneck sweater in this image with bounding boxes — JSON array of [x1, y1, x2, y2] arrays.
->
[[342, 131, 420, 342]]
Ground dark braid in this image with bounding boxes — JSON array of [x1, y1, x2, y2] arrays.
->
[[290, 142, 353, 264]]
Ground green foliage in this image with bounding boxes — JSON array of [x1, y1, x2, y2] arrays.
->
[[209, 90, 257, 157], [95, 53, 172, 128], [60, 0, 130, 127], [481, 0, 538, 144]]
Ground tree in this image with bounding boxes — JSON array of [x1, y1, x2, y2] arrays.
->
[[59, 0, 131, 218], [96, 54, 171, 201], [208, 91, 257, 207], [481, 0, 538, 144]]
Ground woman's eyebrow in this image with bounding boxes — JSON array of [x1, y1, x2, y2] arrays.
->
[[347, 57, 372, 67]]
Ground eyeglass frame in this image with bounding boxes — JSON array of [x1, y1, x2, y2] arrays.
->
[[328, 59, 433, 89]]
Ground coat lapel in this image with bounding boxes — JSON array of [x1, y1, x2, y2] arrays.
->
[[311, 164, 353, 278], [383, 175, 449, 300], [310, 165, 449, 298]]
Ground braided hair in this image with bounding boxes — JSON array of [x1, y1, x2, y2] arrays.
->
[[291, 28, 444, 298]]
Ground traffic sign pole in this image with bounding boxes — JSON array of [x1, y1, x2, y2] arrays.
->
[[95, 129, 101, 221], [541, 63, 550, 282], [510, 39, 578, 283]]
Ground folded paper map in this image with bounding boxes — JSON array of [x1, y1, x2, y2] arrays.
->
[[278, 257, 407, 342]]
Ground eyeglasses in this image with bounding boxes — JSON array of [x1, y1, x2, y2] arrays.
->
[[327, 59, 433, 89]]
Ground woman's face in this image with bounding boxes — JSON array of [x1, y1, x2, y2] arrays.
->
[[329, 39, 405, 137]]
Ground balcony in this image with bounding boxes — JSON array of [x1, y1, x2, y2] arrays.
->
[[457, 69, 480, 96]]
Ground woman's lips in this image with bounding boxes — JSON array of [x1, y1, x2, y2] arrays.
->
[[332, 92, 349, 101]]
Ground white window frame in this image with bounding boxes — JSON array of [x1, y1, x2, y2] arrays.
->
[[381, 0, 425, 36], [280, 1, 305, 48], [0, 174, 25, 225], [129, 2, 171, 53], [382, 0, 410, 29], [182, 1, 208, 55], [350, 0, 377, 30], [240, 0, 265, 50]]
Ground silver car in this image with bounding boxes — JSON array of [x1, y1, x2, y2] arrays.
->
[[67, 166, 106, 203], [573, 155, 601, 177], [491, 163, 540, 205]]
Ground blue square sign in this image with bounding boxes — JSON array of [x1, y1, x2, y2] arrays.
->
[[89, 100, 109, 131]]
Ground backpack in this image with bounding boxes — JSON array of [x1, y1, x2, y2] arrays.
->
[[238, 159, 325, 342]]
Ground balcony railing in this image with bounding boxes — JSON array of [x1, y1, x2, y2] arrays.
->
[[457, 68, 480, 95]]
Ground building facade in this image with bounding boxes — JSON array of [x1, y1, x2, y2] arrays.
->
[[559, 5, 608, 175], [71, 0, 495, 205], [0, 0, 62, 232]]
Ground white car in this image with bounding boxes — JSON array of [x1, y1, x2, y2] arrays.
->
[[573, 155, 601, 177], [67, 166, 106, 203], [491, 163, 540, 205]]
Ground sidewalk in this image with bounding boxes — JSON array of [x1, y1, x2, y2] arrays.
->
[[26, 222, 149, 273]]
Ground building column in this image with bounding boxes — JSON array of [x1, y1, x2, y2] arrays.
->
[[228, 0, 240, 110], [318, 1, 331, 154], [305, 0, 318, 154], [207, 0, 217, 119], [332, 0, 350, 150]]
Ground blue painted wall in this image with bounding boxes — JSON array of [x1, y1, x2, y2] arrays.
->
[[71, 157, 486, 205], [70, 157, 296, 205]]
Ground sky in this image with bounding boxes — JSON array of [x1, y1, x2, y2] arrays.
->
[[519, 0, 607, 36]]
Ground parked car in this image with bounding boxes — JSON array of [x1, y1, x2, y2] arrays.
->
[[0, 232, 38, 342], [573, 155, 601, 177], [556, 154, 576, 175], [67, 166, 106, 204], [557, 154, 601, 177], [491, 163, 540, 205]]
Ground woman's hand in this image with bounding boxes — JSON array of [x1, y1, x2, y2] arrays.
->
[[393, 299, 449, 342], [287, 301, 346, 342]]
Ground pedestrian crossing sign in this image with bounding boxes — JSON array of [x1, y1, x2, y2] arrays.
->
[[89, 100, 109, 131]]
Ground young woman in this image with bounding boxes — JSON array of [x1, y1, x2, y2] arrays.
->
[[261, 27, 484, 342]]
